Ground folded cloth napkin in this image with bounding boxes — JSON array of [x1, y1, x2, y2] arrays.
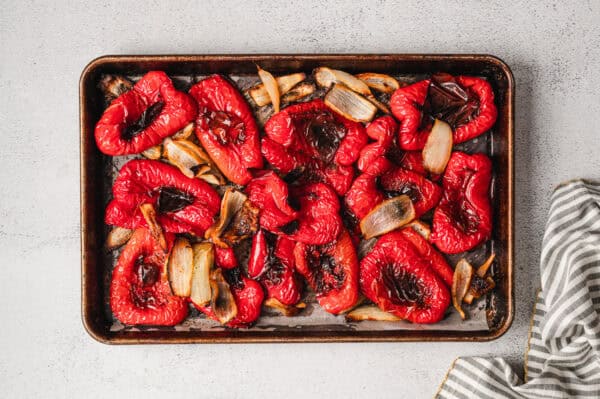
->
[[436, 179, 600, 398]]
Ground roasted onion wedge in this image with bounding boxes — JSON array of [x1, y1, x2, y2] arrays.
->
[[106, 226, 133, 250], [422, 119, 453, 174], [141, 145, 162, 160], [249, 72, 306, 106], [98, 74, 133, 103], [463, 253, 496, 304], [257, 66, 280, 113], [452, 258, 474, 320], [325, 84, 377, 123], [264, 298, 304, 317], [205, 188, 258, 247], [210, 268, 238, 324], [315, 67, 372, 96], [281, 82, 315, 104], [190, 242, 214, 307], [346, 305, 401, 322], [167, 237, 194, 297], [405, 220, 431, 241], [163, 138, 210, 178], [355, 73, 400, 94], [172, 122, 194, 140], [198, 173, 225, 186], [476, 253, 496, 278], [360, 195, 415, 239], [139, 203, 167, 251]]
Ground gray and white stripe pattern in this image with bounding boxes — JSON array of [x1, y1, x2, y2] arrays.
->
[[436, 179, 600, 398]]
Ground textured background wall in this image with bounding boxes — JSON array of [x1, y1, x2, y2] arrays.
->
[[1, 1, 599, 397]]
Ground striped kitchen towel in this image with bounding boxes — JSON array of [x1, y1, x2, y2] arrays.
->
[[436, 179, 600, 398]]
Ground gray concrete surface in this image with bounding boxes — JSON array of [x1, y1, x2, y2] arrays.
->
[[1, 0, 599, 397]]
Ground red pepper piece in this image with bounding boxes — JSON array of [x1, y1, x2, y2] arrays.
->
[[431, 152, 492, 254], [400, 227, 454, 287], [95, 71, 197, 156], [249, 231, 302, 306], [344, 172, 385, 221], [245, 171, 298, 233], [261, 99, 366, 195], [294, 229, 359, 314], [196, 268, 264, 328], [357, 116, 397, 174], [398, 151, 426, 175], [359, 230, 450, 323], [379, 166, 442, 218], [110, 228, 188, 326], [215, 246, 238, 269], [189, 75, 262, 185], [286, 182, 342, 245], [391, 75, 497, 149], [105, 159, 221, 236]]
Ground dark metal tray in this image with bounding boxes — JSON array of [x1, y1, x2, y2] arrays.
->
[[80, 54, 514, 344]]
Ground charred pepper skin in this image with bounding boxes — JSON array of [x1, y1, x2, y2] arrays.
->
[[390, 76, 497, 150], [359, 230, 451, 323], [110, 228, 188, 326], [431, 152, 493, 254], [95, 71, 197, 156], [105, 159, 221, 237], [294, 229, 359, 314], [189, 75, 263, 185], [261, 99, 367, 195], [249, 231, 302, 306], [400, 227, 454, 287]]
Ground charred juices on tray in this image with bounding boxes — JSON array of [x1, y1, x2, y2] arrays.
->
[[98, 67, 497, 327]]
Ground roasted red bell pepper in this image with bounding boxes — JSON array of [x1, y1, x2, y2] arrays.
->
[[344, 172, 385, 221], [400, 227, 454, 287], [431, 152, 492, 254], [248, 230, 302, 306], [105, 159, 221, 236], [261, 99, 366, 195], [245, 171, 298, 232], [390, 74, 497, 150], [379, 166, 442, 218], [398, 151, 426, 175], [196, 267, 265, 328], [357, 116, 396, 174], [95, 71, 197, 156], [359, 230, 450, 323], [294, 229, 359, 314], [189, 75, 262, 185], [215, 246, 238, 269], [110, 228, 188, 326]]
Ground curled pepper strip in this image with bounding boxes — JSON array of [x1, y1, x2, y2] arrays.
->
[[295, 229, 359, 314], [452, 76, 498, 144], [431, 152, 493, 254], [359, 230, 450, 323], [249, 231, 302, 306], [345, 172, 385, 221], [95, 71, 197, 155], [110, 228, 188, 326], [357, 116, 397, 174], [390, 80, 432, 150], [105, 159, 221, 236], [189, 75, 263, 185]]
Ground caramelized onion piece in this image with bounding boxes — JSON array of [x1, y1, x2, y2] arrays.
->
[[325, 84, 377, 123], [190, 242, 214, 307], [210, 268, 238, 324], [205, 188, 258, 247], [106, 226, 133, 250], [172, 122, 195, 140], [452, 258, 473, 320], [198, 173, 224, 186], [249, 72, 306, 106], [281, 82, 315, 104], [257, 66, 280, 113], [422, 119, 453, 174], [406, 220, 431, 241], [346, 305, 401, 322], [98, 74, 133, 103], [355, 73, 400, 94], [264, 298, 304, 317], [139, 203, 167, 251], [167, 237, 194, 297], [141, 145, 162, 160], [463, 253, 496, 304], [315, 67, 372, 96], [476, 252, 496, 278], [360, 195, 415, 240], [163, 138, 210, 178]]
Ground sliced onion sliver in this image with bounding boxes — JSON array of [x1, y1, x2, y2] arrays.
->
[[249, 72, 306, 106], [205, 188, 248, 245], [264, 298, 304, 317], [346, 305, 401, 322], [325, 84, 377, 123], [281, 82, 315, 104], [359, 195, 416, 240], [452, 258, 473, 320], [422, 119, 453, 174], [106, 226, 133, 250], [190, 242, 214, 307], [355, 73, 400, 94], [405, 220, 431, 241], [257, 66, 280, 113], [315, 67, 372, 96], [168, 237, 194, 297], [163, 138, 210, 178], [139, 203, 167, 251], [210, 268, 238, 324]]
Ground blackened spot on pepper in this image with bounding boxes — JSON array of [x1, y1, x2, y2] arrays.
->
[[382, 264, 427, 307], [283, 168, 305, 184], [298, 110, 346, 163], [306, 246, 345, 295], [122, 101, 165, 140], [280, 220, 299, 235], [190, 164, 203, 176], [135, 257, 160, 287], [382, 182, 422, 204], [287, 195, 301, 211], [424, 73, 480, 129], [223, 267, 244, 290], [157, 187, 194, 214]]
